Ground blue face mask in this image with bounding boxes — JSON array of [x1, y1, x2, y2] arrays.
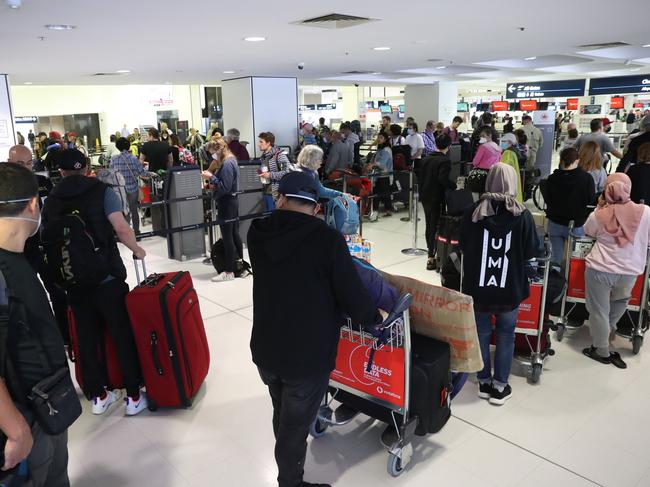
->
[[500, 141, 509, 150]]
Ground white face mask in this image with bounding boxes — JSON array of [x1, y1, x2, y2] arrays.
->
[[479, 137, 487, 144], [211, 153, 219, 160], [1, 213, 41, 237], [407, 128, 414, 135]]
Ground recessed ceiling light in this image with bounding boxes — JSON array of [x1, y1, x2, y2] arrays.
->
[[643, 44, 650, 48], [244, 36, 266, 42], [115, 69, 130, 74], [371, 72, 382, 75], [630, 68, 641, 71], [24, 82, 32, 85], [222, 70, 235, 74], [45, 24, 76, 31], [524, 56, 537, 60], [435, 66, 447, 69], [164, 81, 172, 85], [373, 46, 391, 51]]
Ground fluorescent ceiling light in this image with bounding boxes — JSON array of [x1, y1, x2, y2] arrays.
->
[[371, 72, 382, 75], [243, 36, 266, 42], [115, 69, 130, 74], [435, 66, 447, 69], [524, 56, 537, 60], [45, 24, 75, 30], [630, 68, 641, 71], [373, 46, 391, 51], [223, 70, 235, 74], [643, 44, 650, 48]]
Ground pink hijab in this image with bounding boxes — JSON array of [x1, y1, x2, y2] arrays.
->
[[595, 173, 645, 247]]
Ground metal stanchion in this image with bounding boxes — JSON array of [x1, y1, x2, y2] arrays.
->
[[342, 173, 348, 194], [401, 183, 427, 256], [400, 170, 414, 222]]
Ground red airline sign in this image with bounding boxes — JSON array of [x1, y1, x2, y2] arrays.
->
[[492, 101, 508, 111], [610, 97, 624, 109], [567, 98, 579, 110], [519, 100, 538, 111]]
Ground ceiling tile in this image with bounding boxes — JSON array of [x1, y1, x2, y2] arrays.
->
[[473, 55, 591, 70]]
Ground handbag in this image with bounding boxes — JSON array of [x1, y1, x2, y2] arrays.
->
[[445, 188, 474, 216], [0, 270, 81, 436]]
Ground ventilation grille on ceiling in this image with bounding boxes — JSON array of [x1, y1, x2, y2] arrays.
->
[[294, 13, 377, 29], [577, 41, 630, 49], [340, 70, 375, 75]]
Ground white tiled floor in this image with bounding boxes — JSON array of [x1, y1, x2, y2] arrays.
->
[[67, 206, 650, 487]]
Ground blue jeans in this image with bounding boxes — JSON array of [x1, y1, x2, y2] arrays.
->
[[548, 221, 584, 264], [263, 194, 276, 212], [475, 308, 519, 389]]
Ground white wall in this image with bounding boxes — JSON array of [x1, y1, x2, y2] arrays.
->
[[10, 84, 204, 138], [0, 75, 17, 162], [404, 82, 458, 128]]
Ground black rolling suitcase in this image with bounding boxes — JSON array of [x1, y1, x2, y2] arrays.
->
[[435, 214, 462, 269], [410, 333, 452, 435]]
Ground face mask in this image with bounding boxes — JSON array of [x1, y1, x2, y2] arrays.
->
[[479, 137, 487, 144], [211, 153, 219, 160], [500, 142, 509, 150], [1, 213, 41, 237]]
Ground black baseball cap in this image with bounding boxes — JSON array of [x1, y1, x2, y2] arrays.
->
[[278, 171, 319, 204], [57, 149, 87, 170]]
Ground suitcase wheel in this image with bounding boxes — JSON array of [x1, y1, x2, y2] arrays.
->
[[147, 400, 158, 412]]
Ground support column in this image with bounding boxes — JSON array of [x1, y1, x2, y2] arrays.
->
[[0, 75, 16, 161], [404, 82, 458, 128], [222, 77, 298, 158]]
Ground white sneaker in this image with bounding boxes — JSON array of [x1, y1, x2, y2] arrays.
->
[[124, 391, 149, 416], [91, 389, 122, 415], [211, 272, 235, 282]]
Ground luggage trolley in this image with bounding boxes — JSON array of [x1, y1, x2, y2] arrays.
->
[[555, 223, 650, 354], [513, 240, 556, 383], [310, 294, 418, 477]]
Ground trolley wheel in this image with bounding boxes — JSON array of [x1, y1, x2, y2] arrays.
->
[[387, 453, 405, 477], [531, 363, 542, 384], [633, 335, 643, 355], [556, 324, 565, 342], [546, 319, 557, 331], [309, 418, 328, 439]]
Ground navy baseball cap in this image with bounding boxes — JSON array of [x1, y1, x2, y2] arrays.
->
[[278, 171, 319, 204], [57, 149, 87, 170]]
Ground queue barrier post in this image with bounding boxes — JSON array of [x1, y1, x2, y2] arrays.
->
[[401, 183, 427, 256], [400, 170, 414, 223]]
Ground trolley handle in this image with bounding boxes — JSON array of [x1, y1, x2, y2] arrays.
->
[[365, 293, 412, 373]]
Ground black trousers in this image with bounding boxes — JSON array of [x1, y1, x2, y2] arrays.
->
[[217, 197, 243, 273], [69, 279, 142, 398], [258, 368, 330, 487], [374, 176, 394, 212], [422, 200, 443, 258]]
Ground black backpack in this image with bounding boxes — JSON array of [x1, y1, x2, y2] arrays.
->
[[41, 210, 111, 289], [210, 239, 252, 278]]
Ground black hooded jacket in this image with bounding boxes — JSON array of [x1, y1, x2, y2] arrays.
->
[[460, 202, 539, 313], [247, 210, 381, 379], [42, 174, 126, 283]]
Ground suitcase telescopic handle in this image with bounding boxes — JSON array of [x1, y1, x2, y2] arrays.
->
[[132, 255, 147, 284]]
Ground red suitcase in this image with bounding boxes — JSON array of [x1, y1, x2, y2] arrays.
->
[[67, 307, 124, 397], [125, 260, 209, 410]]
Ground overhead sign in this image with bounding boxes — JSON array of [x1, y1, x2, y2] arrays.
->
[[589, 74, 650, 95], [491, 101, 508, 111], [506, 79, 586, 99], [15, 115, 37, 123]]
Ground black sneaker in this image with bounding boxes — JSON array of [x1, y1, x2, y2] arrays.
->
[[478, 382, 493, 400], [426, 258, 437, 271], [489, 385, 513, 406]]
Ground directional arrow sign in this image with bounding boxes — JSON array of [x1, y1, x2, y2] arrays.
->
[[505, 79, 586, 99]]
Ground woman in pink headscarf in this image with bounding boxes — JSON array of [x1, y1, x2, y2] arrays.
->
[[583, 173, 650, 369]]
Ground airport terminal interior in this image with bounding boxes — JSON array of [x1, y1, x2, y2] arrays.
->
[[2, 1, 650, 486]]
